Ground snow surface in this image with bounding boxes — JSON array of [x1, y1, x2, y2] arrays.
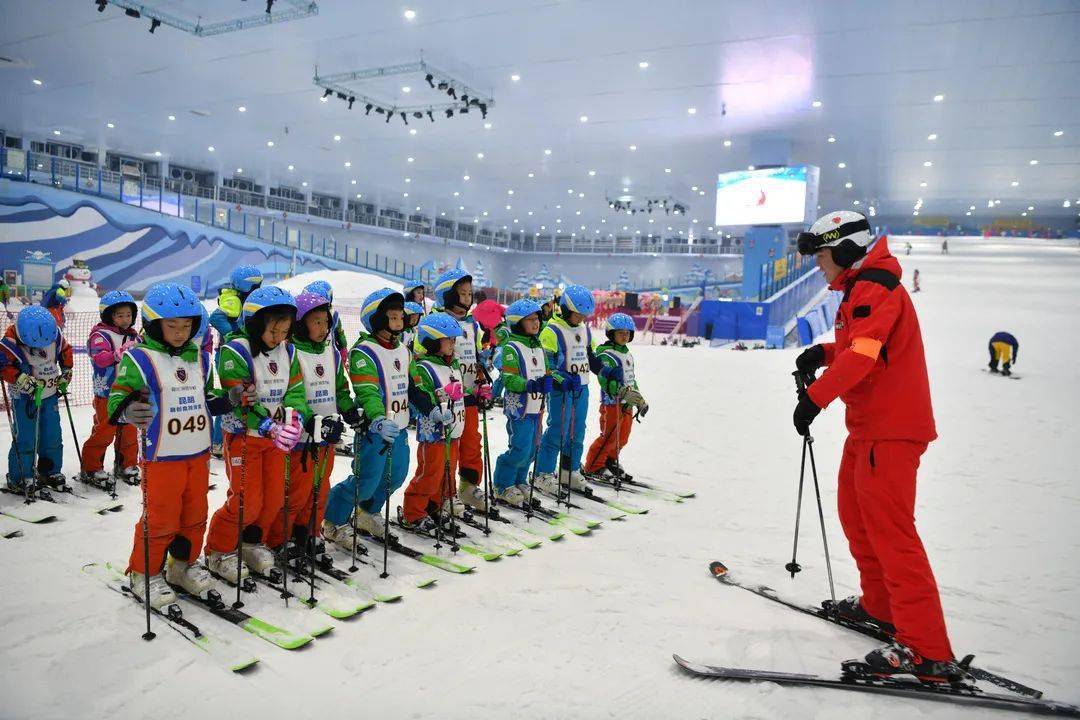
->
[[1, 236, 1078, 719], [275, 269, 402, 304]]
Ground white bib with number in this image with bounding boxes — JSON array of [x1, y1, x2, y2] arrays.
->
[[26, 343, 62, 400], [550, 322, 591, 380], [129, 348, 209, 461], [507, 340, 547, 416], [418, 360, 466, 439], [454, 316, 480, 391], [355, 339, 411, 429], [296, 343, 338, 418]]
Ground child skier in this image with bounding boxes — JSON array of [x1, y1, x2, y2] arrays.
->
[[400, 313, 464, 531], [402, 301, 425, 354], [987, 331, 1019, 376], [107, 283, 247, 609], [204, 286, 309, 582], [793, 210, 956, 679], [207, 265, 263, 457], [303, 280, 349, 363], [41, 279, 70, 329], [267, 291, 361, 552], [431, 269, 491, 513], [533, 285, 599, 494], [81, 291, 140, 489], [323, 288, 412, 543], [1, 306, 73, 491], [584, 313, 648, 480], [491, 299, 551, 506]]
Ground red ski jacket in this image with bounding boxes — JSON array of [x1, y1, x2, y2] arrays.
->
[[807, 238, 937, 442]]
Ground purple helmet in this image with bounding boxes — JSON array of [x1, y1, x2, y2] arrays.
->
[[295, 291, 330, 322]]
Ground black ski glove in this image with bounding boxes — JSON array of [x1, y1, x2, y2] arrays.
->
[[341, 406, 364, 432], [795, 345, 825, 374], [793, 391, 821, 437]]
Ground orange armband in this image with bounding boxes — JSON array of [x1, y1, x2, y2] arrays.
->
[[850, 337, 882, 360]]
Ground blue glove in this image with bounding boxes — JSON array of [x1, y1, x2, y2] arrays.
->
[[559, 374, 582, 392], [428, 406, 455, 425], [371, 417, 401, 442], [257, 416, 279, 438], [526, 376, 553, 394]]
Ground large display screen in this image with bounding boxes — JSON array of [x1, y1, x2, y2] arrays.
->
[[714, 165, 818, 226]]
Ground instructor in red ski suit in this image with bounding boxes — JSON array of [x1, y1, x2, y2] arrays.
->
[[792, 210, 956, 679]]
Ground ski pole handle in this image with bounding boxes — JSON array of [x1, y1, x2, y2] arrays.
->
[[378, 440, 391, 456]]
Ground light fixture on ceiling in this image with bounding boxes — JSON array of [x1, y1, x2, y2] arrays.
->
[[811, 100, 822, 108], [407, 157, 414, 163], [266, 140, 274, 147], [154, 151, 162, 157], [687, 107, 697, 115], [484, 122, 492, 129], [638, 61, 649, 69], [409, 128, 417, 135], [404, 9, 416, 20], [579, 115, 588, 123], [1011, 180, 1019, 186], [845, 182, 853, 189], [237, 106, 246, 113], [933, 94, 945, 102], [32, 78, 43, 85], [401, 86, 411, 93], [52, 130, 61, 136], [923, 161, 933, 167], [1029, 159, 1038, 165], [588, 170, 596, 176], [168, 115, 176, 121], [1053, 130, 1064, 137], [838, 162, 846, 168], [463, 175, 470, 181], [920, 181, 927, 187], [664, 168, 671, 173], [827, 135, 836, 143], [333, 134, 341, 142], [107, 122, 115, 128], [236, 167, 243, 173], [723, 139, 732, 148], [476, 152, 484, 159], [927, 133, 938, 140], [628, 145, 637, 151], [543, 149, 552, 155], [511, 73, 521, 82]]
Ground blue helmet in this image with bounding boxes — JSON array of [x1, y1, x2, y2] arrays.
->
[[196, 304, 210, 341], [559, 284, 595, 318], [98, 290, 137, 326], [230, 264, 263, 294], [304, 280, 333, 302], [360, 288, 405, 333], [141, 283, 202, 322], [417, 312, 464, 351], [505, 299, 542, 332], [404, 301, 425, 316], [605, 312, 636, 341], [433, 269, 472, 310], [15, 306, 58, 349], [242, 286, 296, 325]]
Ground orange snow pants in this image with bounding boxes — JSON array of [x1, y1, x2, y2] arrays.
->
[[266, 444, 335, 548], [82, 396, 137, 473], [403, 439, 459, 523], [127, 455, 210, 574], [458, 404, 483, 485], [585, 404, 634, 473], [837, 437, 953, 661], [205, 433, 286, 554]]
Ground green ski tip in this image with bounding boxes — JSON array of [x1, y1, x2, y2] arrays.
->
[[240, 616, 314, 649], [420, 554, 475, 574], [414, 578, 438, 588], [460, 544, 502, 561]]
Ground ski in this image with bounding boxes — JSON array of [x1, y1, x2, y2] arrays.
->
[[362, 531, 476, 574], [610, 472, 695, 499], [390, 518, 503, 561], [584, 472, 684, 504], [497, 497, 595, 535], [3, 485, 122, 515], [82, 562, 259, 672], [147, 562, 314, 650], [567, 484, 648, 515], [672, 655, 1079, 718], [458, 509, 543, 549], [285, 554, 417, 601], [530, 485, 619, 522], [471, 503, 565, 541], [982, 368, 1021, 380], [250, 566, 374, 620], [452, 512, 526, 554], [203, 566, 334, 638], [708, 560, 1044, 699]]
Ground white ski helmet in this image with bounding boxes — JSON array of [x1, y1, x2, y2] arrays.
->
[[798, 210, 873, 268]]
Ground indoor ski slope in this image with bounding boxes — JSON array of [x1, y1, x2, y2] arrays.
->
[[0, 236, 1077, 719]]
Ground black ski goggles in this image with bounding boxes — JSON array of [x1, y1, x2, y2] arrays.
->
[[797, 218, 871, 256]]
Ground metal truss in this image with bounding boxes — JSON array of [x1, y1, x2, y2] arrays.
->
[[99, 0, 318, 37]]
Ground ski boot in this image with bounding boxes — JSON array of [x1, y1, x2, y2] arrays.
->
[[495, 484, 526, 507], [440, 497, 467, 520], [353, 507, 388, 538], [80, 470, 116, 492], [396, 507, 437, 534], [457, 478, 487, 511], [240, 543, 275, 575], [1001, 363, 1012, 377], [210, 443, 224, 459], [532, 472, 565, 497], [825, 595, 896, 635], [322, 520, 361, 550], [40, 473, 68, 491], [119, 466, 140, 486], [206, 550, 250, 584], [129, 571, 177, 610], [605, 458, 633, 482], [165, 558, 213, 599], [861, 642, 963, 683], [567, 469, 589, 491]]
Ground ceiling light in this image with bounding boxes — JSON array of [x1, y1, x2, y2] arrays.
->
[[965, 211, 972, 216], [1028, 205, 1034, 210], [527, 211, 533, 216], [853, 200, 861, 206], [578, 192, 585, 198], [344, 161, 351, 167], [453, 191, 460, 197], [483, 122, 492, 130], [107, 122, 115, 129], [687, 107, 697, 115], [236, 168, 243, 173], [528, 172, 535, 178], [579, 115, 588, 123], [845, 181, 853, 189], [1064, 200, 1072, 208], [1011, 180, 1019, 187], [927, 133, 938, 141], [827, 135, 836, 143], [167, 115, 176, 121], [588, 170, 596, 176], [302, 181, 308, 187], [476, 152, 484, 159], [1021, 212, 1027, 217], [969, 205, 975, 210], [507, 189, 514, 195], [52, 129, 61, 136], [403, 192, 409, 197], [405, 178, 411, 183], [351, 179, 357, 185], [691, 186, 698, 191], [266, 140, 274, 147], [333, 134, 341, 142], [403, 9, 416, 20], [407, 157, 414, 163], [409, 128, 417, 135], [567, 189, 573, 194], [933, 94, 944, 102], [320, 96, 328, 103], [811, 100, 822, 108], [32, 79, 43, 86], [511, 73, 521, 82], [923, 161, 933, 167], [543, 149, 552, 156], [154, 151, 162, 157], [459, 205, 465, 210], [483, 211, 488, 216], [628, 145, 637, 151], [621, 187, 628, 192], [748, 165, 755, 170], [1053, 130, 1064, 137], [699, 190, 705, 196], [287, 164, 294, 171], [237, 106, 246, 113], [463, 175, 470, 181], [401, 86, 411, 93], [723, 139, 732, 148], [505, 205, 511, 210], [576, 211, 581, 215], [638, 61, 649, 69], [920, 182, 927, 187], [837, 162, 846, 168], [357, 194, 363, 199], [207, 146, 215, 152], [664, 168, 672, 173], [1029, 159, 1038, 165]]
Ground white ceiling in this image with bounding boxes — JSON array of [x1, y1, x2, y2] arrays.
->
[[2, 0, 1078, 235]]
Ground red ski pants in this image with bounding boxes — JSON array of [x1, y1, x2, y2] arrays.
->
[[584, 404, 634, 473], [205, 433, 286, 554], [127, 456, 210, 574], [82, 396, 137, 473], [458, 404, 483, 485], [265, 445, 335, 548], [403, 439, 459, 523], [837, 437, 953, 661]]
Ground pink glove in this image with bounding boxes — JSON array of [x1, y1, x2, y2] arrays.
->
[[113, 339, 137, 363], [272, 414, 303, 452], [443, 380, 464, 402], [476, 384, 493, 401]]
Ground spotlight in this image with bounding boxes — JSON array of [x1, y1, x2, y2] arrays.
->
[[348, 96, 355, 109], [445, 108, 454, 118], [385, 111, 392, 124], [425, 73, 435, 88], [375, 106, 385, 114], [400, 112, 408, 125], [336, 92, 347, 101], [447, 87, 457, 99], [364, 103, 373, 115], [323, 88, 332, 98], [412, 111, 423, 119], [125, 7, 140, 18], [149, 18, 160, 32], [437, 81, 449, 91], [265, 0, 274, 13], [95, 0, 107, 12], [427, 110, 435, 122], [479, 103, 488, 119], [460, 94, 470, 105], [460, 105, 469, 114]]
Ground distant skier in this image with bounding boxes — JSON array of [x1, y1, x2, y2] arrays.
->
[[793, 210, 958, 681], [41, 279, 70, 329], [912, 269, 921, 293], [905, 242, 912, 256], [987, 331, 1019, 376], [941, 239, 949, 255]]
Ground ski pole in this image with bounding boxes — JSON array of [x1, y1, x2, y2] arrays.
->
[[280, 452, 292, 605], [30, 385, 43, 501], [233, 401, 248, 610], [349, 429, 362, 573], [138, 429, 155, 641], [556, 387, 570, 508], [611, 404, 626, 493], [479, 403, 492, 535], [806, 433, 836, 607], [1, 381, 27, 502], [526, 392, 548, 521], [785, 436, 808, 578], [61, 389, 99, 493], [307, 442, 330, 606], [379, 442, 393, 578], [442, 401, 459, 553], [1, 377, 12, 430]]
